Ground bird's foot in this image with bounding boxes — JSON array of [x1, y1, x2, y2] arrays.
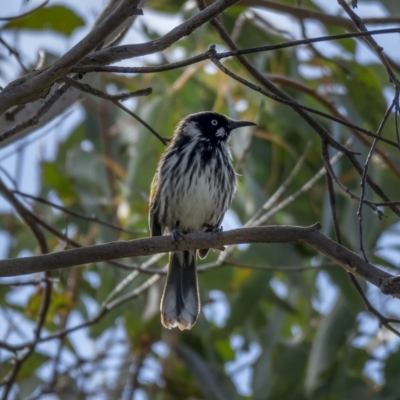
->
[[172, 227, 185, 245], [204, 223, 223, 234], [203, 224, 225, 252]]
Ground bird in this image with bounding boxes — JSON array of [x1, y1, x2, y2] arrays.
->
[[149, 111, 256, 330]]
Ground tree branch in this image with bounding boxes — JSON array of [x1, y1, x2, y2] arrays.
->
[[240, 0, 400, 30], [0, 0, 143, 115], [0, 223, 397, 297]]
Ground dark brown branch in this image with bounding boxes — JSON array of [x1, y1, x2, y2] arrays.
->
[[0, 0, 143, 115]]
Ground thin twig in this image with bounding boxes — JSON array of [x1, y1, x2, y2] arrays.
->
[[321, 146, 383, 217], [0, 179, 52, 397], [349, 274, 400, 337], [0, 36, 29, 72], [11, 189, 144, 235], [269, 74, 400, 178], [338, 0, 400, 87], [246, 141, 312, 227], [0, 277, 58, 286], [198, 260, 336, 272], [82, 24, 400, 68], [0, 84, 70, 143], [63, 76, 152, 102], [322, 141, 343, 244], [358, 97, 396, 261], [63, 76, 168, 145], [0, 0, 50, 21]]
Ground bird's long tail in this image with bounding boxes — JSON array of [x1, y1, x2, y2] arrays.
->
[[160, 250, 200, 330]]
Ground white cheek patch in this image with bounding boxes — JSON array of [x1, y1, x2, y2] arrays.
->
[[184, 122, 203, 139], [215, 127, 226, 137]]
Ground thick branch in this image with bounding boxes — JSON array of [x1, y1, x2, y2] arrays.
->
[[0, 0, 144, 148], [79, 0, 241, 66], [0, 223, 395, 296], [0, 0, 142, 115]]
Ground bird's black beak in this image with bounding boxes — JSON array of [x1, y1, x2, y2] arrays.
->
[[227, 119, 257, 131]]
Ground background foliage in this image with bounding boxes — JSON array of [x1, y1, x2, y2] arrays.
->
[[1, 0, 400, 399]]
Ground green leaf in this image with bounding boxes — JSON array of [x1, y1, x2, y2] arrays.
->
[[305, 297, 357, 395], [176, 344, 239, 400], [335, 61, 387, 129], [252, 307, 285, 400], [3, 6, 85, 36], [224, 269, 271, 332], [19, 353, 50, 380]]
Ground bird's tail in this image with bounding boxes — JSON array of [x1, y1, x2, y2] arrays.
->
[[160, 250, 200, 330]]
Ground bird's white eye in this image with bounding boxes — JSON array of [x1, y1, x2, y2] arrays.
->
[[211, 120, 218, 126]]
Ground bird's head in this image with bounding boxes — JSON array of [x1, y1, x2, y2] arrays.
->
[[177, 111, 256, 142]]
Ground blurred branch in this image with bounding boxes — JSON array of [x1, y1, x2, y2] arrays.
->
[[12, 189, 144, 235], [0, 277, 58, 286], [198, 260, 336, 272], [240, 0, 400, 29], [0, 0, 49, 21], [269, 74, 400, 179], [63, 76, 167, 145], [321, 147, 384, 217], [0, 272, 161, 352]]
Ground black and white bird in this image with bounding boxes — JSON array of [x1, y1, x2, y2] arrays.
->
[[149, 111, 256, 330]]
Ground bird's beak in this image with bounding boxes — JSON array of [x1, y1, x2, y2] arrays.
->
[[227, 119, 257, 131]]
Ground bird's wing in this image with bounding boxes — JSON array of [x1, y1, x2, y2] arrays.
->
[[149, 173, 162, 237]]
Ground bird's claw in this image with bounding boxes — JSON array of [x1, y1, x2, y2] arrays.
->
[[172, 228, 185, 245], [204, 223, 223, 234]]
